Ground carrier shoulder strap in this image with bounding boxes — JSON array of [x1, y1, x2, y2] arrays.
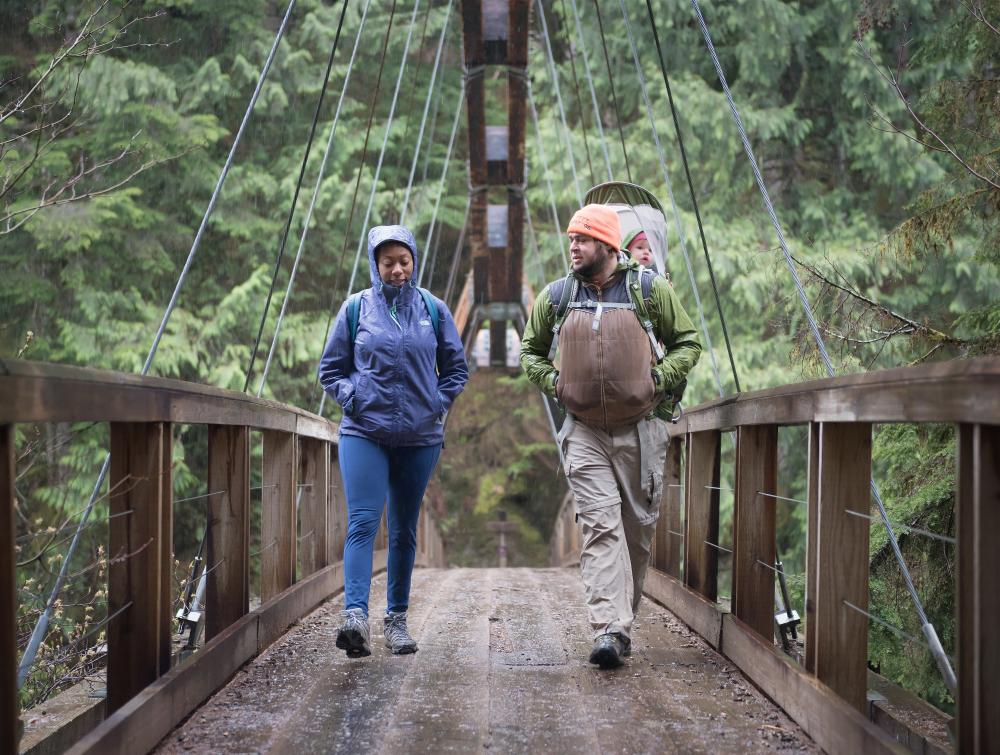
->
[[629, 267, 664, 361], [547, 274, 578, 361]]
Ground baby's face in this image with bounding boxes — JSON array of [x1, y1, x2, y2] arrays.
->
[[628, 238, 653, 266]]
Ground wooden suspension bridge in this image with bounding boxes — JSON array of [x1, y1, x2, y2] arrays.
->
[[3, 1, 998, 753]]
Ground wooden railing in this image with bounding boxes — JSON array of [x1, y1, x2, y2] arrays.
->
[[0, 359, 446, 753], [550, 357, 1000, 754]]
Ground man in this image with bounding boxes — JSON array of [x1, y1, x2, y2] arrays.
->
[[520, 204, 701, 668]]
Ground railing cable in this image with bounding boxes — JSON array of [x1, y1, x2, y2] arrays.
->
[[617, 0, 724, 397], [591, 0, 631, 182], [243, 0, 350, 393], [15, 0, 299, 689], [418, 81, 465, 288], [689, 0, 956, 694], [644, 0, 740, 394], [534, 0, 583, 206], [400, 0, 454, 227], [316, 0, 400, 415], [253, 0, 353, 397], [346, 0, 424, 297], [557, 0, 595, 185], [527, 81, 566, 266], [567, 0, 612, 180]]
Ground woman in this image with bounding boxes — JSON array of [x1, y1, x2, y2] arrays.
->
[[319, 225, 469, 657]]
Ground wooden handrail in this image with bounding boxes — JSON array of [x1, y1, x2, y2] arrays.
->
[[672, 356, 1000, 431], [0, 359, 336, 440], [549, 357, 1000, 753], [1, 359, 447, 753]]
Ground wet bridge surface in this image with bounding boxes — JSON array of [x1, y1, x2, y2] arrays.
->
[[156, 568, 816, 754]]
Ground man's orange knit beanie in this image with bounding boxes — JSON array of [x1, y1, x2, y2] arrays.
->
[[566, 204, 621, 250]]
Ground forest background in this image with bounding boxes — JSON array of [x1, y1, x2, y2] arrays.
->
[[2, 0, 997, 716]]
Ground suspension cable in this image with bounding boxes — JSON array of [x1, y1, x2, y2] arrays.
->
[[443, 194, 471, 306], [16, 0, 300, 690], [527, 81, 566, 265], [256, 0, 363, 397], [688, 0, 956, 694], [557, 0, 594, 185], [317, 0, 400, 416], [243, 1, 348, 393], [567, 0, 613, 181], [534, 0, 583, 206], [617, 0, 723, 396], [346, 0, 424, 296], [644, 0, 740, 394], [591, 0, 631, 183], [418, 82, 465, 287], [400, 0, 454, 227]]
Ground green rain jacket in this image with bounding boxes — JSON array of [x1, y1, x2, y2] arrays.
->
[[520, 257, 702, 414]]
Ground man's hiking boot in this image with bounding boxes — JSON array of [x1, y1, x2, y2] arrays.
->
[[589, 633, 627, 669], [383, 611, 418, 654], [336, 607, 371, 658]]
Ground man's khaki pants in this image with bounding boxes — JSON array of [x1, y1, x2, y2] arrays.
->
[[558, 414, 669, 640]]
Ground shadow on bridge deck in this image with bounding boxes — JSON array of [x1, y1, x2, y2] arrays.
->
[[155, 568, 816, 754]]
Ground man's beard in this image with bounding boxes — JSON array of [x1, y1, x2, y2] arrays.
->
[[573, 256, 608, 281]]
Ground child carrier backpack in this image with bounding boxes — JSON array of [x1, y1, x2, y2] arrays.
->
[[346, 287, 441, 342]]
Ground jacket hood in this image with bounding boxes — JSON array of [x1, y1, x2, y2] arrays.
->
[[367, 225, 419, 290]]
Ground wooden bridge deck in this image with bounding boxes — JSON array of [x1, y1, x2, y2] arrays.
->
[[155, 568, 816, 754]]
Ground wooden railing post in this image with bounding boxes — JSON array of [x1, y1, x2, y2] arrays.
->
[[957, 423, 1000, 752], [660, 437, 683, 578], [299, 438, 329, 577], [2, 425, 18, 752], [261, 430, 297, 602], [684, 431, 721, 601], [329, 450, 346, 562], [811, 422, 871, 713], [107, 422, 172, 712], [207, 425, 250, 640], [804, 422, 820, 674], [733, 425, 777, 639]]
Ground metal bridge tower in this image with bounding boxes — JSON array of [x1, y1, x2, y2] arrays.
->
[[460, 0, 530, 367]]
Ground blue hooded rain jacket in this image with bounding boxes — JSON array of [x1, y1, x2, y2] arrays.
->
[[318, 225, 469, 447]]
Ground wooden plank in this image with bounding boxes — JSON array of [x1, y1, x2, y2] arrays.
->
[[721, 614, 907, 755], [957, 423, 1000, 753], [507, 192, 524, 304], [732, 425, 777, 640], [642, 568, 723, 649], [107, 423, 172, 713], [684, 431, 720, 601], [298, 438, 329, 576], [206, 425, 250, 641], [1, 425, 18, 754], [813, 422, 871, 713], [261, 431, 297, 602], [506, 0, 529, 67], [805, 421, 820, 674]]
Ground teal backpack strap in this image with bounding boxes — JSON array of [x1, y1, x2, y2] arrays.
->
[[547, 274, 577, 361], [629, 267, 664, 361], [417, 287, 441, 337], [346, 292, 363, 342]]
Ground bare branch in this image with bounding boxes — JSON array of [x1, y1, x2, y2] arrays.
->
[[856, 40, 1000, 190], [792, 252, 964, 346], [959, 0, 1000, 37], [0, 0, 113, 125]]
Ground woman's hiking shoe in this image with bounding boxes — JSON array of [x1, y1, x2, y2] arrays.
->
[[383, 611, 418, 654], [336, 608, 371, 658], [588, 633, 627, 669]]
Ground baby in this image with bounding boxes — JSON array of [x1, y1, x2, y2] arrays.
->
[[622, 229, 654, 267]]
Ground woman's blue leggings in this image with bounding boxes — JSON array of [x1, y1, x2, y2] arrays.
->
[[338, 435, 441, 616]]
